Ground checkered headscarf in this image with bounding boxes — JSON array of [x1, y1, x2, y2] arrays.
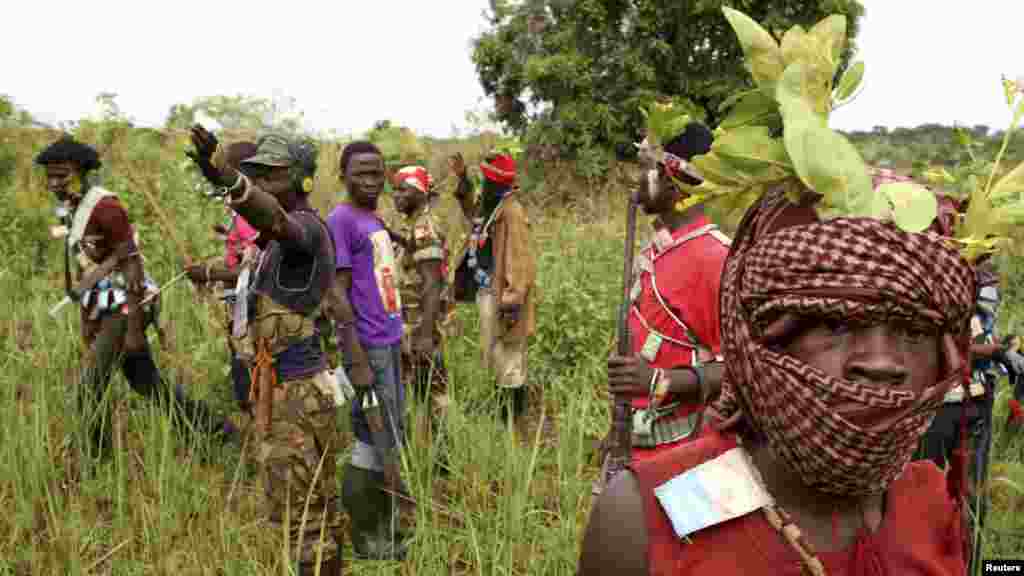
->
[[709, 187, 976, 496]]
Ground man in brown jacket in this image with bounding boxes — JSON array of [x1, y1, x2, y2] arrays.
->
[[449, 151, 536, 430]]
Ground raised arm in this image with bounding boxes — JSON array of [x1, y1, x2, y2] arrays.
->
[[190, 124, 314, 254], [225, 178, 315, 253], [448, 153, 478, 221]]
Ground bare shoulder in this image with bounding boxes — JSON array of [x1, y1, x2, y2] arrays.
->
[[578, 471, 648, 576]]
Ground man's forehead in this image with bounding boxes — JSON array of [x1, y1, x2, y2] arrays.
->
[[45, 162, 74, 174], [350, 153, 383, 168]]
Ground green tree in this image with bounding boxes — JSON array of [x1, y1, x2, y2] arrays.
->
[[471, 0, 864, 168], [164, 94, 305, 134]]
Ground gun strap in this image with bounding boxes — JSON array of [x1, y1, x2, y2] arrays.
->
[[250, 336, 276, 435]]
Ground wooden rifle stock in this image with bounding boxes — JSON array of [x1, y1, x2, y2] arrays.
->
[[604, 195, 638, 485]]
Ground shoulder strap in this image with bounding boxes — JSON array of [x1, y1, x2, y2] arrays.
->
[[709, 229, 732, 247], [636, 224, 721, 352], [68, 186, 117, 247]]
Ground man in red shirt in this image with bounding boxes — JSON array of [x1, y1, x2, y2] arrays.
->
[[37, 137, 233, 460], [596, 122, 729, 493], [579, 187, 973, 576]]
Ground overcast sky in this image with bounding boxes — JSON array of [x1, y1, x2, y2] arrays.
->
[[2, 1, 1020, 137]]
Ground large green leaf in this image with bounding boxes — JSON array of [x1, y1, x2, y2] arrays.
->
[[718, 90, 780, 130], [777, 63, 873, 219], [959, 183, 994, 241], [875, 182, 938, 233], [722, 7, 784, 91], [712, 125, 792, 175], [834, 61, 865, 103], [643, 103, 692, 146], [808, 14, 847, 71], [691, 153, 752, 187], [779, 25, 810, 66], [990, 160, 1024, 201]]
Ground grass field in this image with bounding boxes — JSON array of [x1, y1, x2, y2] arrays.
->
[[1, 127, 1023, 574]]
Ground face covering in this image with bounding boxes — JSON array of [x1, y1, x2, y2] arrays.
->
[[711, 188, 975, 496]]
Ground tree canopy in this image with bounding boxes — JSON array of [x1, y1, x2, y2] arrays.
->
[[471, 0, 864, 170]]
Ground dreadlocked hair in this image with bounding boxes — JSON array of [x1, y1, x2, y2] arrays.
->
[[664, 122, 713, 186], [34, 136, 102, 173], [339, 141, 382, 175]]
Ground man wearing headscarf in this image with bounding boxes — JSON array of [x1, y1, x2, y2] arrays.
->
[[189, 125, 342, 575], [392, 165, 452, 468], [449, 151, 536, 433], [36, 136, 234, 460], [579, 185, 974, 575], [597, 122, 729, 496]]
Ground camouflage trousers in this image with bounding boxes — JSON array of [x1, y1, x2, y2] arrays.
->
[[257, 372, 343, 563]]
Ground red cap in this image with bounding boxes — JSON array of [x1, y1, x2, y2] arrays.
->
[[480, 153, 516, 186]]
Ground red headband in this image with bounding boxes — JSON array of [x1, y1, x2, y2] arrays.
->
[[480, 154, 516, 185], [393, 165, 432, 194]]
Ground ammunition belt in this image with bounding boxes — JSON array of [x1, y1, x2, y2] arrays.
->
[[631, 405, 701, 448]]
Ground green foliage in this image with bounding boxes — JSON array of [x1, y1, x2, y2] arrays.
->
[[164, 93, 306, 135], [940, 81, 1024, 261], [471, 0, 864, 173], [0, 96, 16, 190], [875, 182, 938, 233], [671, 7, 923, 233]]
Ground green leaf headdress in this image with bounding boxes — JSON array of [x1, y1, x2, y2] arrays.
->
[[664, 7, 1024, 263], [644, 8, 972, 260]]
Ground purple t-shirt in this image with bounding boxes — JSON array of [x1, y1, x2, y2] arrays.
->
[[326, 203, 403, 347]]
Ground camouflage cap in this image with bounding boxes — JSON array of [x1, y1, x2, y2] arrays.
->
[[242, 134, 294, 167]]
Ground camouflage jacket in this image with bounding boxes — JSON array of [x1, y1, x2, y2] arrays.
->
[[396, 205, 450, 352]]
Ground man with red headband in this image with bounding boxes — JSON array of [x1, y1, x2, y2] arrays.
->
[[579, 183, 974, 575], [596, 122, 729, 495], [392, 165, 451, 466], [449, 151, 536, 432]]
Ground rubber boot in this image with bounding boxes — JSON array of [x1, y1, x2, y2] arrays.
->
[[341, 464, 408, 560]]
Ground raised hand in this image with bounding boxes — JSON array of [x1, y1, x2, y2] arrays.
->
[[447, 153, 467, 179]]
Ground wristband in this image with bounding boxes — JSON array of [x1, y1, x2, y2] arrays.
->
[[227, 173, 252, 204]]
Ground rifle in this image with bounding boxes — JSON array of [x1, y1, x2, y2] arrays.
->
[[603, 192, 639, 486]]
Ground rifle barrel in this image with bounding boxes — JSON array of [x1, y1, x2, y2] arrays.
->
[[605, 196, 638, 485]]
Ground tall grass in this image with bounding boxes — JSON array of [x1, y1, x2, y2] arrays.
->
[[1, 127, 1022, 574]]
